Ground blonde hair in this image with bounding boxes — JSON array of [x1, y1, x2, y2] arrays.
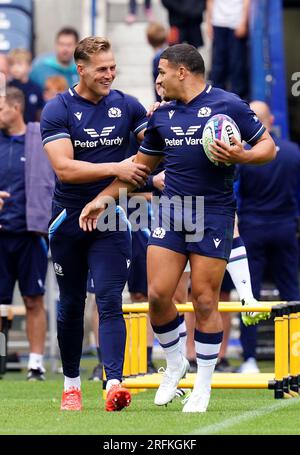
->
[[8, 48, 32, 65], [74, 36, 111, 63]]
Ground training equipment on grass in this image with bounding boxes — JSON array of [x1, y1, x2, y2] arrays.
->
[[117, 302, 300, 400], [202, 114, 241, 166]]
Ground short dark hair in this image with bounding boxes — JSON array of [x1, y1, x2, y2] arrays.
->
[[56, 27, 79, 43], [4, 86, 25, 113], [160, 44, 205, 75], [74, 36, 111, 63]]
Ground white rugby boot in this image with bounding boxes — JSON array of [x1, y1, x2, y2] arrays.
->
[[182, 388, 211, 413], [154, 356, 190, 406]]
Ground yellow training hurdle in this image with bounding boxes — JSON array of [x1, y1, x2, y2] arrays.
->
[[117, 301, 300, 399]]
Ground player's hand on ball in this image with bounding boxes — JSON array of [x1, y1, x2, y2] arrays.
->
[[79, 198, 106, 232], [209, 136, 245, 165]]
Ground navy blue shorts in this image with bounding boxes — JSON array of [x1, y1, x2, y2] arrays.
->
[[49, 202, 132, 309], [148, 208, 234, 262], [127, 228, 150, 295], [0, 232, 48, 302]]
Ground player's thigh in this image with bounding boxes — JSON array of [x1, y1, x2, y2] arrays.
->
[[88, 229, 132, 297], [49, 206, 89, 300], [147, 245, 187, 300]]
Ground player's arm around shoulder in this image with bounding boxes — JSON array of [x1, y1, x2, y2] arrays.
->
[[41, 97, 149, 185]]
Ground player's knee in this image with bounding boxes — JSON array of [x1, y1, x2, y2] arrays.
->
[[148, 288, 170, 314], [23, 296, 44, 312], [193, 293, 216, 320]]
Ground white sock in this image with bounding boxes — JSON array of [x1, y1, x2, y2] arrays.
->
[[28, 353, 45, 372], [64, 376, 81, 391], [106, 379, 120, 392], [194, 330, 222, 393], [179, 314, 187, 356], [152, 315, 183, 370], [226, 236, 254, 301]]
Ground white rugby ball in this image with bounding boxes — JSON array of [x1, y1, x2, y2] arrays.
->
[[202, 114, 241, 166]]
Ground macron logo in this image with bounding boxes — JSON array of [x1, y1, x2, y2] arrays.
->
[[213, 238, 222, 248], [168, 110, 175, 119], [74, 112, 82, 121]]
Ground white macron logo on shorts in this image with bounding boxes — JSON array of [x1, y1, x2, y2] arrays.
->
[[152, 227, 166, 239], [213, 238, 222, 248]]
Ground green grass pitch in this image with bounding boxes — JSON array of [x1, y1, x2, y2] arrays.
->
[[1, 360, 300, 435]]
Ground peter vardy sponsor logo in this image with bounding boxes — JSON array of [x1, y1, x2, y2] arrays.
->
[[165, 125, 202, 146], [74, 126, 124, 147]]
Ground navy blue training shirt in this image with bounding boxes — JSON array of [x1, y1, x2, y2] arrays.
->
[[40, 87, 148, 208], [236, 135, 300, 223], [140, 85, 265, 213], [0, 132, 27, 232]]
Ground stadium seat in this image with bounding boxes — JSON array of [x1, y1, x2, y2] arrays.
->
[[0, 30, 31, 52], [0, 9, 32, 36], [0, 7, 32, 51], [0, 0, 33, 15]]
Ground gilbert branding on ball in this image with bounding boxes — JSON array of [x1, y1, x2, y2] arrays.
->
[[202, 114, 241, 166]]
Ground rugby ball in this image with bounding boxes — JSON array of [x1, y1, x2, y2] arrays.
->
[[202, 114, 241, 166]]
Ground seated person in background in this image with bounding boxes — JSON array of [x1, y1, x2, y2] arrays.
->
[[43, 75, 69, 103], [8, 49, 44, 122], [30, 27, 79, 89]]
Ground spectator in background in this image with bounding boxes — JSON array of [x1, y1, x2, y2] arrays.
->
[[125, 0, 154, 24], [206, 0, 249, 99], [0, 53, 10, 79], [30, 27, 79, 89], [0, 87, 55, 380], [146, 22, 168, 101], [236, 101, 300, 373], [161, 0, 205, 48], [43, 75, 68, 103], [8, 49, 44, 123]]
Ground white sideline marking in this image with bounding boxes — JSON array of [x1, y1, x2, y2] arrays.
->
[[187, 398, 300, 435]]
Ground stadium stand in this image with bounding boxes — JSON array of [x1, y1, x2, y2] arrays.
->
[[0, 0, 33, 52]]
